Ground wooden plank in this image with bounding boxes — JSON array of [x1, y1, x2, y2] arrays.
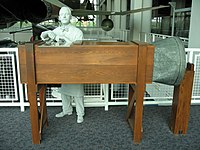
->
[[35, 46, 138, 65], [35, 65, 137, 84]]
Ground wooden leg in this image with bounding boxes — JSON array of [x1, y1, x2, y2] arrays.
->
[[27, 84, 40, 144], [26, 43, 40, 144], [170, 63, 194, 134], [127, 42, 148, 144], [133, 83, 145, 143], [127, 83, 146, 144]]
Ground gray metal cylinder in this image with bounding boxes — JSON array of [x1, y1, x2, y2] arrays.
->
[[152, 37, 186, 85]]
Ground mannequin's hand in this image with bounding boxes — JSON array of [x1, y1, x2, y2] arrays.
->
[[55, 36, 72, 45], [40, 31, 55, 41], [48, 32, 56, 40], [41, 31, 50, 41]]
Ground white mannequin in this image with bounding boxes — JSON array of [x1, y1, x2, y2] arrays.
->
[[40, 6, 85, 123], [40, 7, 83, 46]]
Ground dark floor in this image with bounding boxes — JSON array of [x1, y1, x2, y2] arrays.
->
[[0, 105, 200, 150]]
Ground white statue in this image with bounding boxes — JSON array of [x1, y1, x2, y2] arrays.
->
[[40, 6, 83, 46], [40, 6, 85, 123]]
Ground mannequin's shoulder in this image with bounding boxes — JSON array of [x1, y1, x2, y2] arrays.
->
[[69, 24, 82, 33], [53, 26, 61, 31]]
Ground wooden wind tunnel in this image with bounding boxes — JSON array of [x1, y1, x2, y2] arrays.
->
[[18, 41, 194, 144]]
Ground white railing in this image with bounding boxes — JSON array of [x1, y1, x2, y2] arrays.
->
[[79, 27, 130, 42], [140, 32, 189, 47], [0, 33, 199, 111]]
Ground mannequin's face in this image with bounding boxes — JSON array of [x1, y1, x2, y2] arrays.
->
[[59, 7, 71, 25]]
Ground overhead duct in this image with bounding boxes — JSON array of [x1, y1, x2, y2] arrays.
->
[[0, 0, 60, 29]]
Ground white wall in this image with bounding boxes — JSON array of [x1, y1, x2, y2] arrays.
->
[[188, 0, 200, 48], [130, 0, 152, 41]]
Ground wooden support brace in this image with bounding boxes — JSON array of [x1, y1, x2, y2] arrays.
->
[[126, 84, 136, 121], [170, 63, 194, 134], [39, 84, 48, 139]]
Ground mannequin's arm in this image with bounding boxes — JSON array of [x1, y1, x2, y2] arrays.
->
[[40, 31, 56, 42]]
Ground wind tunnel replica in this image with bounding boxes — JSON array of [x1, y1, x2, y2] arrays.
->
[[17, 37, 194, 144]]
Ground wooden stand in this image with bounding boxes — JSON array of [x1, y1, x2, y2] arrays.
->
[[18, 41, 194, 144], [170, 63, 194, 134], [18, 41, 154, 144]]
